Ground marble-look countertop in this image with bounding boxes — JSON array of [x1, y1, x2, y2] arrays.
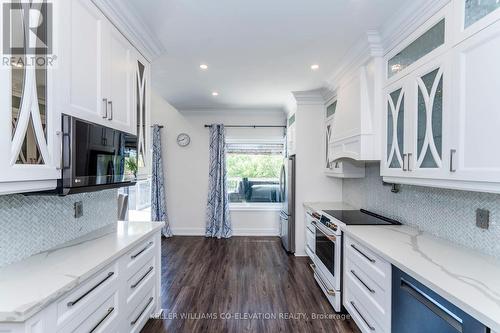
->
[[343, 225, 500, 332], [303, 201, 356, 213], [0, 221, 164, 322]]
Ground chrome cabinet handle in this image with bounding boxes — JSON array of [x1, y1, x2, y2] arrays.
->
[[56, 131, 62, 170], [350, 244, 376, 263], [131, 266, 154, 289], [450, 149, 457, 172], [102, 98, 108, 119], [351, 270, 375, 294], [67, 272, 114, 307], [107, 101, 113, 120], [131, 241, 154, 260], [130, 297, 154, 326], [402, 153, 408, 171], [350, 301, 375, 331], [310, 264, 335, 296], [89, 307, 114, 333]]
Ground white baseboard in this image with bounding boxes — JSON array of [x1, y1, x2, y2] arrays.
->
[[171, 227, 279, 237]]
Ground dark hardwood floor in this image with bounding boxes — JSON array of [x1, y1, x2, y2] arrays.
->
[[141, 236, 361, 333]]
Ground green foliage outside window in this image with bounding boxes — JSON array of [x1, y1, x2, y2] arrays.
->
[[226, 154, 282, 179]]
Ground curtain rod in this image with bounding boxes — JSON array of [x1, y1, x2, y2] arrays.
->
[[204, 125, 286, 129]]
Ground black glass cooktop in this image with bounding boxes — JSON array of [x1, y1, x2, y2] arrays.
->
[[322, 209, 401, 226]]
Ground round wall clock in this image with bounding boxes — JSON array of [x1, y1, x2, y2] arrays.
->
[[177, 133, 191, 147]]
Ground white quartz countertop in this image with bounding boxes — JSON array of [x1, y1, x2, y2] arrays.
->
[[0, 221, 164, 322], [303, 201, 356, 212], [343, 225, 500, 332]]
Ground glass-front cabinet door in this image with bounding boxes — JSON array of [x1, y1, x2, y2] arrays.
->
[[382, 82, 407, 176], [135, 53, 151, 178], [0, 0, 60, 191]]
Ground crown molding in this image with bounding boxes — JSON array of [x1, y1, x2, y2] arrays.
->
[[325, 30, 383, 89], [292, 89, 328, 105], [92, 0, 166, 62]]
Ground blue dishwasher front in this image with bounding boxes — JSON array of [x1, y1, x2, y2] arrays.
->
[[392, 267, 489, 333]]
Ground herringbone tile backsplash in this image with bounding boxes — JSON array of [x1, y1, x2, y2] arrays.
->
[[343, 163, 500, 259], [0, 190, 117, 268]]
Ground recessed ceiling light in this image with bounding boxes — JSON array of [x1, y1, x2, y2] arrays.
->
[[311, 64, 320, 71], [212, 91, 219, 96], [200, 64, 208, 70]]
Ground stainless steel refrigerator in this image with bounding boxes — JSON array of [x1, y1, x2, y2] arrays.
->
[[279, 155, 296, 253]]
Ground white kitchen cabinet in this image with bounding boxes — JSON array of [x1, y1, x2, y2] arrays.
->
[[0, 0, 62, 194], [60, 0, 136, 134], [304, 212, 316, 260], [329, 59, 383, 162], [344, 236, 391, 333], [449, 19, 500, 187], [382, 54, 453, 180], [0, 234, 161, 333]]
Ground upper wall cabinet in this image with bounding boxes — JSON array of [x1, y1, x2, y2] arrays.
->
[[59, 0, 136, 134], [383, 2, 500, 193], [0, 0, 62, 194], [329, 58, 383, 162], [453, 0, 500, 42]]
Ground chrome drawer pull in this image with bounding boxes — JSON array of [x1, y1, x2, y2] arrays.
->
[[67, 272, 114, 307], [350, 244, 376, 263], [450, 149, 457, 172], [351, 270, 375, 294], [350, 301, 375, 331], [131, 241, 154, 260], [131, 296, 154, 326], [131, 266, 154, 289], [89, 307, 114, 333], [310, 264, 335, 296]]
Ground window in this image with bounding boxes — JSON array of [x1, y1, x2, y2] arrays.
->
[[118, 178, 151, 221], [226, 141, 284, 206]]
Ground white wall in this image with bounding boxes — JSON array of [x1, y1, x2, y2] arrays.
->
[[151, 91, 286, 236]]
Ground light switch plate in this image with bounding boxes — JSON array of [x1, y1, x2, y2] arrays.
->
[[476, 209, 490, 230], [74, 201, 83, 218]]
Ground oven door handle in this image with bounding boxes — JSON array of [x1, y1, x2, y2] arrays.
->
[[313, 222, 337, 242]]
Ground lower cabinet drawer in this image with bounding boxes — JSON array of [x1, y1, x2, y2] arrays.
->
[[345, 259, 390, 321], [58, 290, 119, 333], [55, 262, 119, 328], [125, 236, 156, 277], [126, 257, 156, 304], [306, 227, 315, 258], [345, 290, 387, 333], [127, 288, 156, 333]]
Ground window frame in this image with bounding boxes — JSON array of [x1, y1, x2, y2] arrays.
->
[[225, 138, 285, 211]]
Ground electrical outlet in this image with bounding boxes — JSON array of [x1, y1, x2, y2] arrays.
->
[[74, 201, 83, 218], [476, 209, 490, 230]]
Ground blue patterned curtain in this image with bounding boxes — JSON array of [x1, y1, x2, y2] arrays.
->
[[205, 124, 232, 239], [151, 125, 173, 237]]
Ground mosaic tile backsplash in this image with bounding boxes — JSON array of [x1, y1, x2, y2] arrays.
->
[[343, 163, 500, 259], [0, 190, 118, 268]]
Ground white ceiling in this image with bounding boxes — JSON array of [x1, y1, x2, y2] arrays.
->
[[124, 0, 415, 111]]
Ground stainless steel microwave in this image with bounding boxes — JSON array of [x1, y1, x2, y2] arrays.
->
[[57, 115, 137, 195]]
